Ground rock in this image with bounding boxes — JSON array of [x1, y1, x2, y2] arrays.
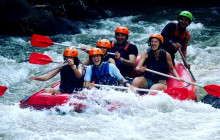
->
[[201, 94, 220, 109], [0, 0, 110, 35]]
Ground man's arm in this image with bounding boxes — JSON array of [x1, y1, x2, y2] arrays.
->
[[161, 23, 176, 51]]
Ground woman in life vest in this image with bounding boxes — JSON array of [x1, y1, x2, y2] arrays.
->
[[30, 47, 85, 93], [110, 26, 138, 78], [161, 11, 192, 66], [82, 39, 115, 65], [132, 34, 183, 93], [84, 48, 131, 89]]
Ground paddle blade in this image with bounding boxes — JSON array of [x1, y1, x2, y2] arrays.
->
[[0, 86, 8, 97], [204, 85, 220, 98], [31, 34, 54, 48], [29, 52, 53, 65], [164, 87, 189, 100]]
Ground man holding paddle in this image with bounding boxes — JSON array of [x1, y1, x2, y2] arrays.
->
[[161, 11, 192, 67], [110, 26, 138, 78]]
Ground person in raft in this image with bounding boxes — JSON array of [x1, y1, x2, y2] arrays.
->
[[132, 33, 183, 93], [81, 39, 116, 65], [30, 47, 85, 93], [110, 26, 138, 78], [161, 11, 193, 66], [84, 48, 131, 89]]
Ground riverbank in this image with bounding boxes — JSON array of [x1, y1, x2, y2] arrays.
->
[[1, 0, 219, 36]]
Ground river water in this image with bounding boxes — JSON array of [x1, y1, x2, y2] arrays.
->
[[0, 6, 220, 140]]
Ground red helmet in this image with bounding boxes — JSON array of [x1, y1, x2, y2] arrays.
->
[[63, 47, 78, 57], [115, 26, 129, 36], [96, 39, 111, 49], [88, 48, 104, 57], [149, 33, 164, 43]]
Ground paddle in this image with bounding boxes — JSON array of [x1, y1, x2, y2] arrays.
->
[[31, 34, 70, 48], [94, 84, 192, 100], [95, 84, 161, 93], [29, 52, 60, 65], [178, 49, 196, 81], [31, 34, 115, 55], [145, 68, 220, 98], [0, 63, 68, 97]]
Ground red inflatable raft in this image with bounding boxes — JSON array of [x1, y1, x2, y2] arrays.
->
[[19, 81, 87, 112], [19, 61, 197, 112]]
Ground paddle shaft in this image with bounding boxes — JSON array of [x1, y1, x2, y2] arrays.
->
[[54, 43, 115, 55], [145, 68, 204, 88], [178, 49, 196, 81], [8, 63, 68, 89], [94, 84, 160, 93], [32, 35, 116, 56]]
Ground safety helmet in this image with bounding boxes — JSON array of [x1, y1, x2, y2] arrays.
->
[[96, 39, 111, 49], [63, 47, 78, 57], [179, 11, 193, 22], [115, 26, 129, 36], [149, 33, 164, 44], [88, 48, 104, 57]]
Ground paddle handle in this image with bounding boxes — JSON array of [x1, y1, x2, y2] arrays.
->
[[53, 43, 91, 51], [35, 63, 68, 77], [146, 68, 204, 88], [8, 63, 68, 89], [146, 69, 180, 81], [107, 52, 115, 55], [178, 49, 196, 81], [53, 42, 72, 47], [54, 42, 116, 55], [178, 49, 188, 68], [94, 84, 159, 93], [51, 61, 60, 63]]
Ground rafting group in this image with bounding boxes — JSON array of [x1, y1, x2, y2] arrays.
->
[[0, 10, 219, 111], [29, 11, 193, 95]]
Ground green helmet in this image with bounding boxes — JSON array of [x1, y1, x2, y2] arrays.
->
[[179, 11, 193, 22]]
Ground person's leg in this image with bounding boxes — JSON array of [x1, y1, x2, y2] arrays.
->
[[132, 76, 149, 95], [132, 76, 148, 88], [150, 83, 167, 91], [149, 80, 167, 94], [44, 88, 61, 93]]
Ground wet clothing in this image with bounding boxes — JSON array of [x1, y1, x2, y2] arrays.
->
[[85, 62, 123, 86], [110, 40, 138, 77], [102, 54, 111, 63], [161, 22, 191, 65], [143, 48, 169, 82], [59, 64, 84, 93], [146, 79, 167, 89]]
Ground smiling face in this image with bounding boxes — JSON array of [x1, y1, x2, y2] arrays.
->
[[178, 16, 191, 28], [91, 54, 102, 66], [115, 33, 127, 44], [150, 38, 160, 50]]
